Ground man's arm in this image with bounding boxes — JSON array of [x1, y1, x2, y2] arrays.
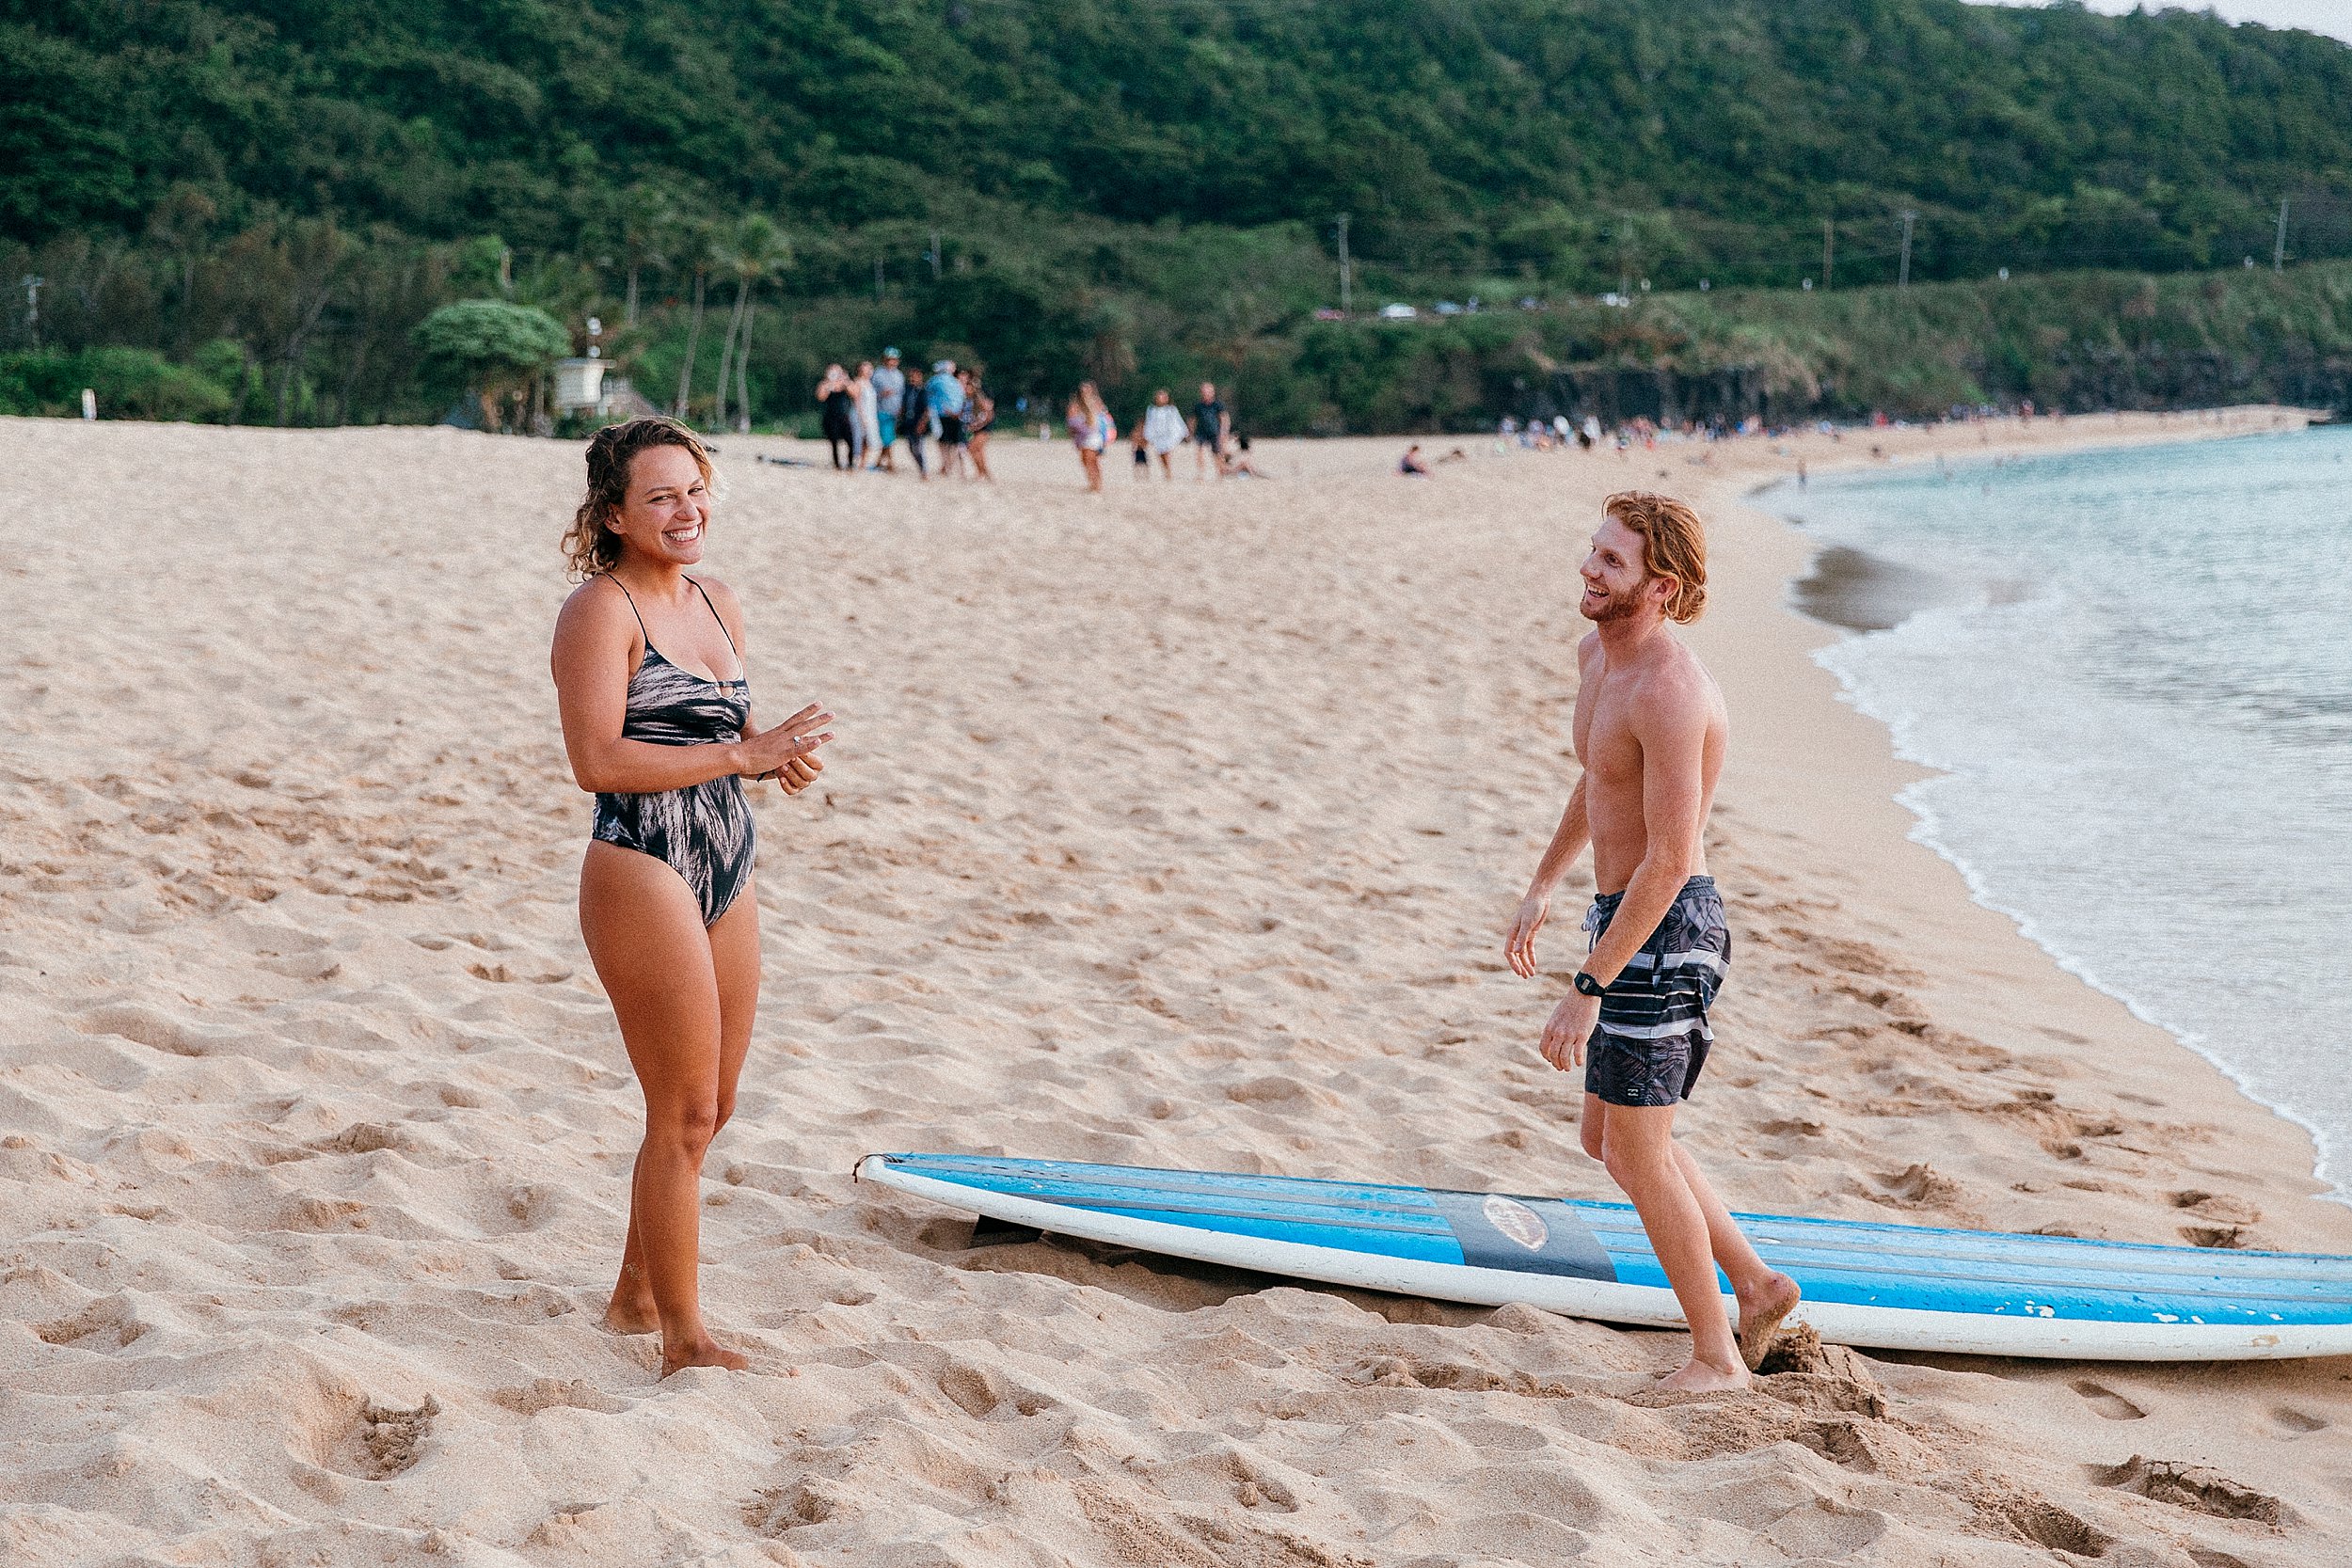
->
[[1504, 777, 1589, 978], [1580, 674, 1708, 987]]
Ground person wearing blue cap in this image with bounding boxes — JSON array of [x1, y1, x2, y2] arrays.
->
[[871, 349, 906, 473]]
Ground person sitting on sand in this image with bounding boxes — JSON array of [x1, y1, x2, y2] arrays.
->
[[1218, 431, 1269, 479], [550, 417, 837, 1375], [1399, 444, 1430, 476], [1502, 491, 1799, 1392]]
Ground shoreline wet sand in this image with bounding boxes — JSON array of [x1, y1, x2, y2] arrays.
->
[[3, 405, 2344, 1567]]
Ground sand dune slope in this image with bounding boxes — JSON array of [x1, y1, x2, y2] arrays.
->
[[3, 416, 2346, 1567]]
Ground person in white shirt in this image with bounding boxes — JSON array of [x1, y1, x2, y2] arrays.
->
[[1140, 388, 1188, 480]]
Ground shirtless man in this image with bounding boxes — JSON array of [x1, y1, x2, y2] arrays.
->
[[1504, 491, 1800, 1391]]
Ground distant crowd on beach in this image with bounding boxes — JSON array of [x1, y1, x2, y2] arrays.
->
[[813, 349, 998, 481], [801, 355, 2101, 490], [806, 353, 1267, 491], [1068, 379, 1267, 492]]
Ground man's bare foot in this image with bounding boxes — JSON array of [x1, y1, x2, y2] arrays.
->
[[603, 1296, 660, 1335], [1656, 1354, 1750, 1393], [660, 1336, 750, 1377], [1735, 1272, 1803, 1370]]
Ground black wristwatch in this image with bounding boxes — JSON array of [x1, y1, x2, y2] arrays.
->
[[1573, 971, 1609, 998]]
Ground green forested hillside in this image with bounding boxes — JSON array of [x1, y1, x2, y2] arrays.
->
[[5, 0, 2350, 427]]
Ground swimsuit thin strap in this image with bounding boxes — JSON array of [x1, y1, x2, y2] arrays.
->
[[684, 575, 739, 656], [605, 573, 651, 640]]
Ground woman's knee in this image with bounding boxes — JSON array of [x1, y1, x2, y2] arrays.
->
[[650, 1100, 722, 1159]]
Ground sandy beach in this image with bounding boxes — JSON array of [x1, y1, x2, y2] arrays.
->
[[4, 406, 2347, 1567]]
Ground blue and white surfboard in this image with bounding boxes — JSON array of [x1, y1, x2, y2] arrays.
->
[[857, 1152, 2352, 1360]]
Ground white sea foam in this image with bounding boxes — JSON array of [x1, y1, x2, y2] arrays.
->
[[1771, 426, 2352, 1199]]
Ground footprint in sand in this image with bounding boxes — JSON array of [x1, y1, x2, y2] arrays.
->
[[2270, 1405, 2326, 1434], [323, 1395, 439, 1480], [2069, 1379, 2147, 1420]]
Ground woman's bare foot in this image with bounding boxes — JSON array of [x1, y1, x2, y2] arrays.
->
[[1735, 1272, 1803, 1370], [1657, 1354, 1750, 1393], [660, 1335, 750, 1377]]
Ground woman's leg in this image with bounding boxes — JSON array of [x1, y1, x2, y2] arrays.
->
[[969, 434, 992, 481], [580, 842, 746, 1374]]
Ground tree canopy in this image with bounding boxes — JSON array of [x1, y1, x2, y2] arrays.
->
[[6, 0, 2349, 286]]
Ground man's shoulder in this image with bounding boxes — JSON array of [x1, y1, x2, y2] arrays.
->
[[1629, 635, 1718, 721]]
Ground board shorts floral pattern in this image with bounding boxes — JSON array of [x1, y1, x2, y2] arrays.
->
[[1582, 876, 1730, 1107]]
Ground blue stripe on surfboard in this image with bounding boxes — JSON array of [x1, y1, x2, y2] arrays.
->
[[881, 1155, 2352, 1281], [874, 1154, 2352, 1326], [1006, 1197, 2348, 1323]]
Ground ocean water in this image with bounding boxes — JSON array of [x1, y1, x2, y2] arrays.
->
[[1766, 425, 2352, 1200]]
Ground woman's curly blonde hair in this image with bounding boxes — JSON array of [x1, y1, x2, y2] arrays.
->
[[561, 417, 714, 581]]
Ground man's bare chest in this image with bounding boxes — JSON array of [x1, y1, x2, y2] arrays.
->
[[1572, 689, 1645, 790]]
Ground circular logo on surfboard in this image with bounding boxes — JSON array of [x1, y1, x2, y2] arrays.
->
[[1483, 1195, 1549, 1252]]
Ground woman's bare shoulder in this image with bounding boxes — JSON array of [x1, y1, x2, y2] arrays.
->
[[554, 576, 636, 646]]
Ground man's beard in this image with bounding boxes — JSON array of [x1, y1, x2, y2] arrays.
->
[[1581, 581, 1643, 623]]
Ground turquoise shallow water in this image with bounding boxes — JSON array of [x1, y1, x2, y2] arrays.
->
[[1767, 425, 2352, 1201]]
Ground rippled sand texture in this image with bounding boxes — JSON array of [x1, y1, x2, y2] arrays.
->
[[4, 410, 2346, 1567]]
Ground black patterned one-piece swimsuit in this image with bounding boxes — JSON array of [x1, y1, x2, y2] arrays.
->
[[591, 576, 755, 926]]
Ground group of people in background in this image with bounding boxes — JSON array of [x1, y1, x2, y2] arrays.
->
[[1069, 380, 1263, 492], [807, 364, 1262, 491], [815, 349, 996, 481]]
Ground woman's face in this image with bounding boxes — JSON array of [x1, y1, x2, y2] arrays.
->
[[608, 445, 711, 568]]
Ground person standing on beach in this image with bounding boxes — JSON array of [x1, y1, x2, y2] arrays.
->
[[871, 349, 906, 474], [1141, 388, 1186, 479], [1503, 491, 1799, 1392], [926, 359, 968, 480], [1069, 383, 1113, 491], [851, 360, 882, 471], [815, 364, 856, 470], [550, 417, 836, 1375], [1192, 382, 1228, 479], [959, 367, 996, 482]]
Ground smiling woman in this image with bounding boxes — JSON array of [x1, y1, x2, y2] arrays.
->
[[547, 416, 836, 1375]]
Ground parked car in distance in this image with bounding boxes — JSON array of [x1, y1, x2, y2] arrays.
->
[[1377, 303, 1418, 320], [1433, 300, 1464, 316]]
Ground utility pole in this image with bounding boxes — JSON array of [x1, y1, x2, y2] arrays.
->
[[929, 230, 942, 281], [1898, 210, 1917, 288], [875, 256, 884, 301], [2275, 198, 2290, 271], [1822, 218, 1835, 290], [1336, 214, 1351, 315], [21, 275, 40, 348]]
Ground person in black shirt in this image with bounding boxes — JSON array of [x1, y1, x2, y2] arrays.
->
[[815, 365, 856, 470], [1191, 382, 1228, 480]]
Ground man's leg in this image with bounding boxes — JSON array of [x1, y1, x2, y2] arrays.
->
[[1593, 1100, 1747, 1387], [1668, 1142, 1801, 1366]]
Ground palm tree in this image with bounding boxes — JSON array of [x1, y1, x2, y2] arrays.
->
[[673, 223, 716, 421], [617, 182, 677, 329], [708, 215, 791, 433]]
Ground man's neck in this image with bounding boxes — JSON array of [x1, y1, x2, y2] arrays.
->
[[1593, 610, 1673, 661]]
